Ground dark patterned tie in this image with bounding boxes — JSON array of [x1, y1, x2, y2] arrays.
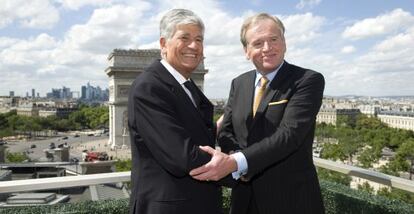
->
[[184, 80, 201, 108]]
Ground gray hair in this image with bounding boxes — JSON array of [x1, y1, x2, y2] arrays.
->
[[160, 9, 205, 40], [240, 13, 285, 47]]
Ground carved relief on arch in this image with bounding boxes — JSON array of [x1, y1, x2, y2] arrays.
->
[[122, 110, 129, 135], [117, 85, 131, 98]]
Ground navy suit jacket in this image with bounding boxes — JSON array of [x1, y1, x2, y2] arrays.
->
[[128, 60, 221, 214], [219, 61, 325, 214]]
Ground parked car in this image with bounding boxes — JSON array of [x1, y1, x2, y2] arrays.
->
[[49, 142, 56, 149], [70, 157, 79, 163], [74, 134, 80, 138], [62, 136, 68, 140], [30, 144, 37, 149]]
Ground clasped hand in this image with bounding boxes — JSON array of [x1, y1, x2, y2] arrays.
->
[[189, 146, 237, 181]]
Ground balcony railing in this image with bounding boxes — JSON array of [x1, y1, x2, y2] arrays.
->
[[313, 157, 414, 193], [0, 158, 412, 194], [0, 158, 413, 214], [0, 171, 130, 194]]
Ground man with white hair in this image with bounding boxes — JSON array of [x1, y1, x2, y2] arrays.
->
[[128, 9, 223, 214]]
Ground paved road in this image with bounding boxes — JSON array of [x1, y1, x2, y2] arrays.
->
[[5, 133, 108, 161]]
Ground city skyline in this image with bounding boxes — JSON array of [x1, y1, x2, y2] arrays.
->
[[4, 82, 108, 99], [1, 0, 414, 98]]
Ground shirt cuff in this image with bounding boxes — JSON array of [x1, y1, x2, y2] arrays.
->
[[230, 152, 248, 180]]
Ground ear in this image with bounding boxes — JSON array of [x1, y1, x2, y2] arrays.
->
[[244, 47, 250, 60], [160, 37, 166, 48], [160, 37, 167, 56]]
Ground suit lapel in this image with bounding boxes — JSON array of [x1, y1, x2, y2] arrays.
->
[[191, 79, 214, 129], [150, 60, 214, 141], [242, 71, 256, 128], [250, 62, 290, 128]]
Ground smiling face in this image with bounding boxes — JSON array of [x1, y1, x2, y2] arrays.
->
[[244, 18, 286, 74], [160, 24, 204, 79]]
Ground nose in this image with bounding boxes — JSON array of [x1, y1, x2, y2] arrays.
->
[[188, 40, 200, 49], [262, 41, 272, 51]]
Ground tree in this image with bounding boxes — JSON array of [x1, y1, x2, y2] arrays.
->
[[74, 106, 109, 129], [6, 151, 28, 163], [317, 168, 351, 186], [378, 187, 414, 204], [321, 143, 346, 161], [0, 113, 7, 129], [355, 115, 386, 130], [379, 164, 400, 177], [7, 114, 24, 131], [357, 147, 381, 168], [115, 159, 132, 172], [357, 182, 374, 194], [52, 119, 72, 131], [68, 111, 87, 130], [392, 139, 414, 179], [315, 122, 336, 144], [336, 127, 362, 164], [0, 127, 14, 138], [336, 115, 355, 128]]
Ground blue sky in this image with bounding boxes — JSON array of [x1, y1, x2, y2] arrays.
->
[[1, 0, 413, 98]]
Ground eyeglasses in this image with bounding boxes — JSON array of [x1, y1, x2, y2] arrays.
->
[[248, 36, 282, 49]]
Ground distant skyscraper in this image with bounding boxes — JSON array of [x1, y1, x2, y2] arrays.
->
[[37, 92, 40, 98], [47, 88, 62, 99], [9, 91, 14, 97], [32, 89, 35, 98], [62, 86, 73, 99], [80, 82, 109, 101], [26, 92, 29, 97], [81, 86, 86, 99]]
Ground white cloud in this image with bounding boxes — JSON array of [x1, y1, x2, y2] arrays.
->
[[0, 0, 59, 29], [324, 25, 414, 96], [62, 4, 151, 55], [1, 0, 414, 97], [296, 0, 322, 10], [0, 37, 18, 49], [281, 13, 325, 47], [204, 11, 326, 98], [0, 34, 57, 66], [342, 8, 414, 40], [0, 3, 154, 96], [58, 0, 115, 10], [341, 45, 356, 54], [374, 31, 414, 52], [357, 30, 414, 74]]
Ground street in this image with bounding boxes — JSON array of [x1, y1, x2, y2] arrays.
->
[[5, 133, 109, 161]]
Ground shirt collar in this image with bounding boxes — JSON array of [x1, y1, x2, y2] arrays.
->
[[254, 61, 284, 87], [160, 59, 188, 85]]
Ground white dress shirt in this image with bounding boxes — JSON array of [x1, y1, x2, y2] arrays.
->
[[160, 59, 197, 107]]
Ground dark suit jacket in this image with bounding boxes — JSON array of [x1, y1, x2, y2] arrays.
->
[[219, 61, 325, 214], [128, 60, 221, 214]]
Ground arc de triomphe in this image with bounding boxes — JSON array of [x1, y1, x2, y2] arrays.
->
[[105, 49, 208, 149]]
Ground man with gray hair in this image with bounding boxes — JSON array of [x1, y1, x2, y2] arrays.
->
[[128, 9, 224, 214]]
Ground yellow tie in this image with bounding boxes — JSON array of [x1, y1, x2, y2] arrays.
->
[[253, 76, 269, 117]]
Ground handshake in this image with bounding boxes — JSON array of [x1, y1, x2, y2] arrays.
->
[[190, 115, 241, 182], [189, 145, 238, 182]]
